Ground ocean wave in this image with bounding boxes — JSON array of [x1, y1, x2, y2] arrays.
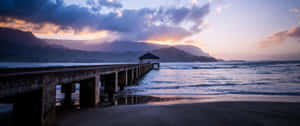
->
[[141, 82, 271, 90], [225, 61, 300, 66], [132, 92, 227, 96], [138, 91, 300, 96], [191, 66, 239, 69], [164, 66, 240, 70], [206, 77, 230, 80], [255, 71, 273, 74], [151, 81, 178, 84], [230, 91, 300, 96], [163, 61, 300, 70]]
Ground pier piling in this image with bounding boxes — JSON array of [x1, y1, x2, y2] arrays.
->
[[79, 76, 100, 108]]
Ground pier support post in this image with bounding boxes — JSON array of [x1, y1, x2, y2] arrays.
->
[[115, 72, 119, 93], [136, 68, 139, 79], [101, 72, 119, 102], [118, 70, 129, 90], [125, 70, 128, 86], [118, 71, 127, 91], [41, 85, 56, 126], [80, 76, 100, 108], [127, 69, 132, 85], [131, 69, 135, 84], [141, 66, 144, 76], [139, 66, 141, 77], [101, 72, 119, 93], [137, 66, 140, 78], [61, 83, 74, 105], [13, 84, 56, 126]]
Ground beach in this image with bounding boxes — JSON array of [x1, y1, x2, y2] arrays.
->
[[57, 101, 300, 126]]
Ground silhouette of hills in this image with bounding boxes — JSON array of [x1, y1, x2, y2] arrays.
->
[[0, 28, 217, 62], [45, 39, 211, 57], [152, 47, 216, 62]]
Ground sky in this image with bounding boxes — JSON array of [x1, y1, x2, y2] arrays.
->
[[0, 0, 300, 61]]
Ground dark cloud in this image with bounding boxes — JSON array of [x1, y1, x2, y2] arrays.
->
[[97, 0, 122, 8], [135, 25, 192, 41], [160, 4, 210, 31], [0, 0, 210, 41], [165, 8, 190, 24], [86, 0, 122, 11], [258, 23, 300, 48]]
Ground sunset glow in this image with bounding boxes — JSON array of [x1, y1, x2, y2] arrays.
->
[[0, 0, 299, 60], [0, 17, 118, 40], [1, 1, 300, 126], [145, 40, 180, 45]]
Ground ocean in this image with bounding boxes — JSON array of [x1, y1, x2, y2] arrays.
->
[[1, 61, 300, 104], [122, 61, 300, 103]]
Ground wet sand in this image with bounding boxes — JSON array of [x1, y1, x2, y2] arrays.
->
[[56, 102, 300, 126]]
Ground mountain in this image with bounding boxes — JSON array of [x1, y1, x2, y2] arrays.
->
[[174, 45, 210, 57], [0, 28, 103, 62], [95, 41, 169, 52], [45, 39, 211, 57], [0, 28, 48, 48], [0, 28, 217, 62], [0, 28, 143, 62], [45, 39, 168, 52], [151, 47, 217, 62], [44, 39, 96, 51]]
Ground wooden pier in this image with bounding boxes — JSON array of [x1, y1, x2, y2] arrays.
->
[[0, 63, 155, 126]]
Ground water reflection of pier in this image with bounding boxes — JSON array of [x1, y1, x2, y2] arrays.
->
[[114, 95, 153, 105]]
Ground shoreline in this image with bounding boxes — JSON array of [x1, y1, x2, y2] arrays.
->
[[56, 101, 300, 126], [2, 94, 300, 126]]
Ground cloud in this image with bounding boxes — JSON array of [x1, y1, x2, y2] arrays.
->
[[289, 8, 299, 13], [86, 0, 122, 12], [192, 0, 198, 5], [0, 0, 210, 43], [163, 4, 210, 32], [258, 22, 300, 48], [258, 30, 289, 48], [0, 17, 119, 40], [289, 8, 300, 18], [288, 23, 300, 37], [183, 40, 207, 47], [216, 4, 231, 13], [140, 26, 192, 42]]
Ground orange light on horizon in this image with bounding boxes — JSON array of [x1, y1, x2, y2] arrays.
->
[[0, 17, 119, 41], [35, 28, 111, 41], [145, 39, 180, 45]]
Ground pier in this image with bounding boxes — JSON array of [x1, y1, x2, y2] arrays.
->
[[0, 63, 156, 126]]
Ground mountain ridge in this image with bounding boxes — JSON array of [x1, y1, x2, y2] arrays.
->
[[0, 28, 217, 62], [152, 47, 216, 62], [45, 39, 211, 57]]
